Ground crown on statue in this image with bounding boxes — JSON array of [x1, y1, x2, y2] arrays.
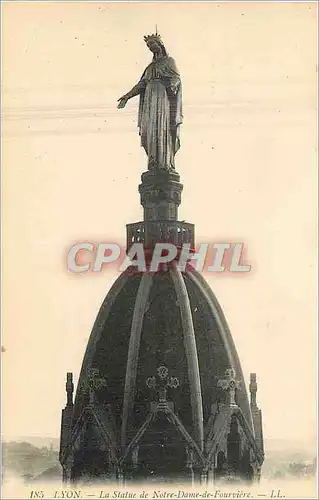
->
[[144, 32, 162, 44]]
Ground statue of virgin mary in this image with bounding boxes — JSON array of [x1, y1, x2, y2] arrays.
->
[[117, 32, 183, 171]]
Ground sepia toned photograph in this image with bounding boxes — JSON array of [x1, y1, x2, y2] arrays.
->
[[1, 1, 317, 499]]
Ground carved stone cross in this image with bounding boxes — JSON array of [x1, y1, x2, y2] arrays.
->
[[146, 365, 179, 402], [87, 368, 107, 404], [217, 368, 240, 407]]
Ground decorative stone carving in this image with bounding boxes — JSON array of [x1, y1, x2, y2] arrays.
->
[[146, 365, 180, 403], [85, 368, 107, 405], [217, 368, 240, 407]]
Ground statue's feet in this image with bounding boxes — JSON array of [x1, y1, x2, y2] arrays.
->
[[147, 157, 175, 173], [147, 158, 157, 171]]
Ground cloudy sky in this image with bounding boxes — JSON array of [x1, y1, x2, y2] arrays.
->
[[2, 1, 317, 448]]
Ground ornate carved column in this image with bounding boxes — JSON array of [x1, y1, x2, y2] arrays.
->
[[132, 446, 139, 469], [62, 454, 74, 487], [186, 446, 195, 485], [249, 373, 264, 454], [139, 170, 183, 222], [200, 471, 208, 484], [127, 169, 194, 252], [60, 373, 74, 485], [117, 467, 125, 485]]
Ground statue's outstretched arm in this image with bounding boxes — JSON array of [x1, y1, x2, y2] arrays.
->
[[118, 79, 147, 108], [123, 79, 147, 99]]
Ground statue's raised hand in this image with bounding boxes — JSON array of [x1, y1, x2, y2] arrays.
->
[[117, 96, 128, 109]]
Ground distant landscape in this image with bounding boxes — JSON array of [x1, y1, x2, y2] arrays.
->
[[2, 438, 61, 483], [1, 436, 317, 484]]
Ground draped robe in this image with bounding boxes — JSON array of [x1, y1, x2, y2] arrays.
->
[[137, 56, 183, 171]]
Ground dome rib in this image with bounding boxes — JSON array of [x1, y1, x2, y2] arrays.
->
[[73, 270, 132, 415], [121, 273, 154, 449], [186, 267, 253, 430], [169, 262, 204, 451]]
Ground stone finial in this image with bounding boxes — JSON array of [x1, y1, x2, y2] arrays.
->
[[146, 365, 179, 406], [249, 373, 257, 408], [217, 368, 240, 407], [87, 368, 107, 405], [66, 372, 74, 407]]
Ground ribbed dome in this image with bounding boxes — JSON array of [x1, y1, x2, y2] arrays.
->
[[73, 263, 253, 453]]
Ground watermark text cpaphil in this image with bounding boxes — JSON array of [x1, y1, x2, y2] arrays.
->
[[66, 242, 252, 274]]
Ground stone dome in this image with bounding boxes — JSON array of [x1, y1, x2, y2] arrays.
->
[[60, 167, 264, 484], [72, 264, 253, 457]]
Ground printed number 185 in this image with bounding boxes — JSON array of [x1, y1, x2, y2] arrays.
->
[[30, 491, 44, 499]]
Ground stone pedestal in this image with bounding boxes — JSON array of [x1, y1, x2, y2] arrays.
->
[[139, 170, 183, 222], [126, 169, 194, 251]]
